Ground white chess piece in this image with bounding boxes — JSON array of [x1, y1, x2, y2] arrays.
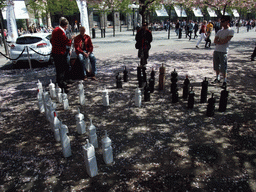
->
[[49, 79, 56, 98], [78, 81, 86, 105], [88, 118, 98, 148], [135, 87, 142, 107], [59, 122, 72, 158], [62, 90, 69, 110], [101, 130, 113, 164], [75, 108, 86, 134], [102, 86, 109, 106]]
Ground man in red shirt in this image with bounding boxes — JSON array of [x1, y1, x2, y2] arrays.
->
[[51, 17, 74, 92], [74, 26, 97, 81]]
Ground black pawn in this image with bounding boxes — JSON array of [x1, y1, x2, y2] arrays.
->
[[149, 68, 155, 93], [123, 66, 128, 82], [188, 86, 195, 109], [219, 87, 229, 112], [183, 75, 190, 100], [200, 77, 208, 103], [144, 82, 151, 102], [116, 72, 122, 88], [206, 93, 215, 117]]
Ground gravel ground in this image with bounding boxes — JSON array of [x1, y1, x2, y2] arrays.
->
[[0, 29, 256, 191]]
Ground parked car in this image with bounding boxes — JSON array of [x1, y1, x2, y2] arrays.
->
[[10, 33, 53, 65]]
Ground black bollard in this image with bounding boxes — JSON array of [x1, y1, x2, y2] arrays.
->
[[188, 86, 195, 109], [144, 82, 151, 102], [149, 68, 155, 93], [123, 66, 128, 82], [92, 28, 96, 39], [183, 75, 190, 100], [116, 72, 122, 88], [219, 87, 229, 112], [206, 93, 215, 117], [200, 77, 208, 103]]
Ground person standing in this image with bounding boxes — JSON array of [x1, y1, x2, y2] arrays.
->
[[205, 21, 213, 48], [74, 26, 97, 81], [194, 21, 199, 38], [135, 22, 153, 66], [196, 20, 207, 48], [212, 16, 234, 88], [187, 20, 194, 40], [51, 17, 74, 93], [175, 20, 180, 36]]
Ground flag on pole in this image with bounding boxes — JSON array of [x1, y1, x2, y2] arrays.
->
[[6, 0, 18, 42], [76, 0, 90, 36]]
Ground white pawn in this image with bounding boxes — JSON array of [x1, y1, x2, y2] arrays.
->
[[135, 87, 142, 107], [59, 122, 72, 158], [82, 139, 98, 177], [37, 79, 43, 93], [37, 89, 45, 113], [62, 89, 69, 110], [78, 81, 86, 105], [55, 85, 62, 103], [49, 79, 56, 98], [88, 118, 98, 148], [101, 130, 113, 165], [102, 86, 109, 106], [53, 112, 61, 142], [75, 108, 86, 134]]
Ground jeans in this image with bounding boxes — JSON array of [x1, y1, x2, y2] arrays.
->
[[52, 53, 69, 88], [78, 52, 97, 76], [196, 33, 206, 46]]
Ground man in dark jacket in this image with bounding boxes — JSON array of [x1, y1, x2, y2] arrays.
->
[[135, 22, 153, 66]]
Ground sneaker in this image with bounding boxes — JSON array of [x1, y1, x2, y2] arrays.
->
[[212, 79, 220, 84], [196, 46, 199, 48], [221, 82, 227, 89], [91, 76, 98, 81]]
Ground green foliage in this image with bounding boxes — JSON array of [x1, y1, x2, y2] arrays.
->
[[47, 0, 79, 16], [0, 0, 7, 9]]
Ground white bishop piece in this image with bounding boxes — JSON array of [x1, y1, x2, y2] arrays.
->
[[102, 86, 109, 106], [62, 90, 69, 110], [49, 79, 56, 98], [60, 122, 72, 158], [101, 130, 113, 165], [55, 84, 62, 103], [82, 139, 98, 177], [88, 118, 98, 148], [75, 108, 86, 134], [135, 87, 142, 107], [78, 81, 86, 105]]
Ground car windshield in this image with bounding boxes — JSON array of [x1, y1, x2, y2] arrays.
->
[[16, 37, 42, 44]]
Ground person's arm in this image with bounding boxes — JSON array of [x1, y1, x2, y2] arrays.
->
[[215, 35, 233, 45], [74, 36, 84, 55]]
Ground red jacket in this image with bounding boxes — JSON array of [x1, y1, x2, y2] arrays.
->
[[51, 27, 72, 55], [74, 34, 93, 55]]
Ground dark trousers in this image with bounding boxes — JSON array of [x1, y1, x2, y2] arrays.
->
[[251, 47, 256, 58], [138, 49, 149, 65], [52, 53, 69, 89]]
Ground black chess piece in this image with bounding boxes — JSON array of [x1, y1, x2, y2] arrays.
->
[[206, 93, 215, 117], [183, 75, 190, 100], [219, 86, 229, 112], [116, 72, 122, 88], [144, 82, 151, 102], [149, 68, 155, 93], [200, 77, 208, 103], [188, 86, 195, 109], [123, 66, 128, 82]]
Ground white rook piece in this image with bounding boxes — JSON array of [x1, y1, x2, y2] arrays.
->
[[135, 87, 142, 107], [82, 139, 98, 177], [37, 89, 45, 113], [62, 90, 69, 110], [55, 84, 62, 103], [53, 112, 61, 142], [102, 86, 109, 106], [88, 118, 98, 148], [49, 79, 56, 98], [60, 123, 72, 158], [101, 130, 113, 165], [75, 108, 86, 134], [78, 81, 86, 105]]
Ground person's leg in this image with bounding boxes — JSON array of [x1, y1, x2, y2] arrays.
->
[[77, 53, 87, 78], [251, 47, 256, 61], [196, 33, 203, 47], [89, 53, 97, 76], [213, 51, 221, 83], [220, 53, 228, 87]]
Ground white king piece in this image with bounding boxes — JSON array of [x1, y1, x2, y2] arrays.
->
[[102, 86, 109, 106], [49, 79, 56, 98], [60, 122, 72, 158], [82, 139, 98, 177], [78, 81, 86, 105], [75, 108, 86, 134], [101, 130, 113, 165], [88, 118, 98, 148]]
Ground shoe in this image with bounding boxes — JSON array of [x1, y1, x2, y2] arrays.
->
[[196, 46, 199, 48], [221, 82, 227, 89], [83, 76, 88, 81], [212, 79, 220, 84], [91, 76, 98, 81]]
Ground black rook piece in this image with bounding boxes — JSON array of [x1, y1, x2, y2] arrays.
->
[[200, 77, 208, 103], [123, 66, 128, 82], [188, 86, 195, 109], [116, 72, 122, 88], [183, 75, 190, 100], [206, 93, 215, 117], [219, 87, 229, 112]]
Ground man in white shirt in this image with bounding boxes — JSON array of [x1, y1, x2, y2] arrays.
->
[[213, 16, 234, 89]]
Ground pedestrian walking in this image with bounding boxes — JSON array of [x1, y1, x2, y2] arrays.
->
[[135, 22, 153, 66], [175, 20, 180, 36], [51, 17, 75, 93], [74, 26, 98, 81], [205, 21, 213, 48], [196, 21, 207, 48], [212, 16, 234, 88], [187, 20, 194, 40], [194, 21, 199, 38]]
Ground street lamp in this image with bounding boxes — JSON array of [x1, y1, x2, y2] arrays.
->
[[128, 2, 139, 36]]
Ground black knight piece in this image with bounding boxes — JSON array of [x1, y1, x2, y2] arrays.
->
[[219, 86, 229, 112], [206, 93, 215, 117], [200, 77, 208, 103]]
